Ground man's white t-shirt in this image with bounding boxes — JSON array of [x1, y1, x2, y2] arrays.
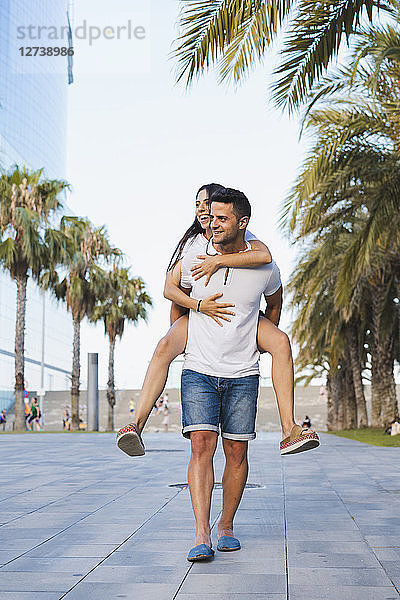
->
[[180, 240, 282, 378], [181, 230, 257, 258]]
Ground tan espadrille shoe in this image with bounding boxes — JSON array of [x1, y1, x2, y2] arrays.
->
[[116, 423, 145, 456], [280, 424, 320, 456]]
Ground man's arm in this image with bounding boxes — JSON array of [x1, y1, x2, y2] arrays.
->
[[263, 285, 283, 326]]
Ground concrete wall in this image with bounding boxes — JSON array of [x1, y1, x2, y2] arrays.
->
[[37, 386, 329, 432]]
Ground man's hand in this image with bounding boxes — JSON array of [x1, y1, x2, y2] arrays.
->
[[190, 255, 221, 286], [199, 293, 235, 327]]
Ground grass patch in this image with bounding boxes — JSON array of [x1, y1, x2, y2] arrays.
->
[[328, 428, 400, 447]]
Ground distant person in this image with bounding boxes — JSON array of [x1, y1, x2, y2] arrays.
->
[[24, 399, 31, 430], [63, 407, 70, 430], [302, 415, 312, 429], [0, 409, 6, 431], [28, 398, 41, 431], [319, 385, 326, 398], [160, 395, 170, 433]]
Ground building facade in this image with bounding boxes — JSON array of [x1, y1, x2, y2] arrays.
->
[[0, 1, 73, 411]]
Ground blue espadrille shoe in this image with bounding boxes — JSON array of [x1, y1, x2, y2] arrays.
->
[[217, 536, 241, 552], [187, 544, 214, 562]]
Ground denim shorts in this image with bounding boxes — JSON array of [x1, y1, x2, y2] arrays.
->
[[181, 369, 259, 441]]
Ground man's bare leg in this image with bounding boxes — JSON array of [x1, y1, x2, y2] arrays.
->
[[257, 317, 296, 438], [188, 431, 218, 547], [135, 315, 188, 433], [218, 439, 248, 538]]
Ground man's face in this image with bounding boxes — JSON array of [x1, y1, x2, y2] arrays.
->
[[210, 201, 247, 245]]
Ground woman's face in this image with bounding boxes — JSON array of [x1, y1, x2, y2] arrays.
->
[[195, 189, 211, 230]]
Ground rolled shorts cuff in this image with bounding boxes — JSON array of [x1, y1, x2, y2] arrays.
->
[[222, 431, 256, 441], [182, 424, 219, 439]]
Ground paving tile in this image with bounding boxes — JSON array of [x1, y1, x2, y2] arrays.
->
[[83, 564, 188, 583], [287, 540, 372, 554], [289, 566, 391, 586], [0, 539, 44, 551], [63, 582, 179, 599], [0, 593, 62, 599], [191, 558, 284, 574], [287, 551, 380, 568], [0, 572, 79, 592], [289, 585, 399, 600], [24, 543, 117, 559], [104, 551, 190, 566], [2, 556, 100, 573], [180, 573, 286, 594], [287, 530, 364, 541]]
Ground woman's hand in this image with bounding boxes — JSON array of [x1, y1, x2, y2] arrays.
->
[[190, 255, 221, 286], [199, 293, 235, 327]]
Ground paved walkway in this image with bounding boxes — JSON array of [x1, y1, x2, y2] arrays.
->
[[0, 432, 399, 600]]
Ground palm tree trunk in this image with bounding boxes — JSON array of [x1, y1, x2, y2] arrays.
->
[[336, 366, 346, 430], [14, 273, 28, 431], [346, 324, 368, 428], [71, 316, 81, 431], [371, 352, 397, 427], [370, 351, 382, 427], [376, 353, 398, 427], [107, 335, 116, 431], [327, 371, 340, 431], [343, 354, 357, 429], [370, 282, 398, 427]]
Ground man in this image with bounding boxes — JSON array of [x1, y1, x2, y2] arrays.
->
[[179, 188, 319, 561]]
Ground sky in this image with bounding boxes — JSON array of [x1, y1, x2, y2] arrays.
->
[[66, 0, 310, 389]]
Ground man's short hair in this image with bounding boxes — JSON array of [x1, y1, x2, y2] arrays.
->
[[209, 187, 251, 220]]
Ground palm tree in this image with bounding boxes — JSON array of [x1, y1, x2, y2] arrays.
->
[[173, 0, 393, 110], [45, 217, 120, 430], [283, 96, 400, 426], [288, 226, 370, 429], [90, 266, 152, 431], [0, 166, 68, 430]]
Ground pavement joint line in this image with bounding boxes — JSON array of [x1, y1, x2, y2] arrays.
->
[[173, 509, 222, 599], [313, 451, 400, 597], [59, 487, 185, 599], [0, 476, 148, 569], [282, 460, 289, 600]]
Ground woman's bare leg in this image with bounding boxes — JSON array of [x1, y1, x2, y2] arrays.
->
[[135, 315, 188, 433], [257, 316, 296, 438]]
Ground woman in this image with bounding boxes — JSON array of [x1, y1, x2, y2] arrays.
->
[[117, 184, 316, 456]]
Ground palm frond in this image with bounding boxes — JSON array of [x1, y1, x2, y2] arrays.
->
[[272, 0, 391, 111], [219, 0, 291, 83], [173, 0, 292, 86]]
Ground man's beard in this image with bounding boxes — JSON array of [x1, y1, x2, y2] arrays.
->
[[212, 229, 238, 245]]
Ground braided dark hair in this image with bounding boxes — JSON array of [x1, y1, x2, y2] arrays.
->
[[166, 183, 225, 271]]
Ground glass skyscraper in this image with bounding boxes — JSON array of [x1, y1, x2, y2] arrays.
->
[[0, 1, 73, 412]]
